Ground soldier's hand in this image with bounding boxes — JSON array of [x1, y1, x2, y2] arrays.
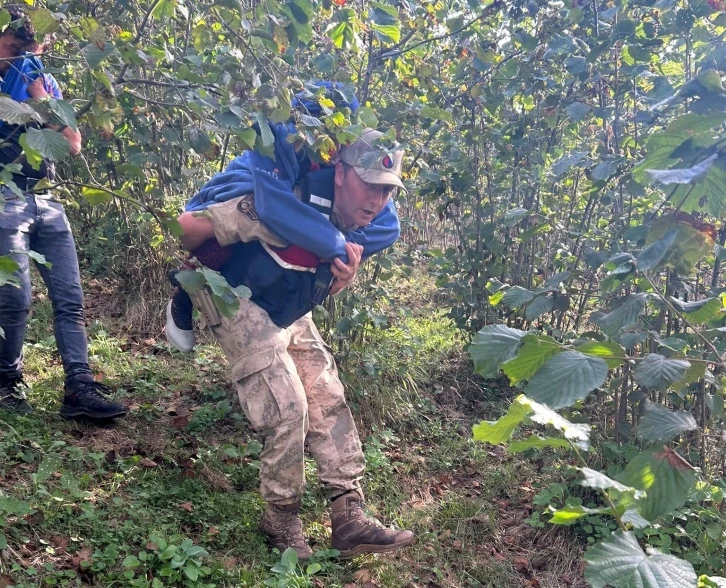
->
[[330, 243, 363, 295]]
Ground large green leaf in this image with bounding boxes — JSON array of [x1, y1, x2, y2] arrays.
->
[[370, 3, 400, 43], [501, 335, 563, 384], [672, 158, 726, 217], [549, 504, 608, 525], [525, 396, 590, 442], [576, 340, 625, 368], [200, 267, 251, 319], [633, 113, 726, 184], [503, 207, 529, 227], [646, 152, 718, 185], [472, 394, 591, 447], [579, 467, 642, 495], [634, 354, 690, 390], [593, 294, 649, 338], [617, 447, 698, 521], [472, 396, 532, 445], [636, 402, 697, 443], [501, 286, 534, 309], [22, 128, 70, 162], [469, 324, 526, 378], [81, 42, 116, 69], [669, 297, 723, 324], [0, 97, 43, 125], [175, 270, 206, 294], [553, 151, 587, 177], [507, 435, 570, 453], [29, 7, 60, 34], [584, 530, 697, 588], [645, 214, 715, 275], [524, 351, 608, 409], [151, 0, 177, 19], [81, 186, 113, 205], [565, 102, 590, 121], [525, 294, 554, 320], [636, 230, 677, 272]]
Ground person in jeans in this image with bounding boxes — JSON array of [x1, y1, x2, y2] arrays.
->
[[0, 5, 126, 419]]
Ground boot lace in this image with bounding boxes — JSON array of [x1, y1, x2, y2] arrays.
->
[[68, 380, 112, 400], [348, 500, 385, 528]]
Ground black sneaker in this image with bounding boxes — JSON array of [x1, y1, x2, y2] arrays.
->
[[0, 375, 33, 414], [61, 376, 127, 420]]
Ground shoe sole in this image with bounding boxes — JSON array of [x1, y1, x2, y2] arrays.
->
[[336, 535, 416, 560], [165, 301, 195, 353], [0, 404, 33, 415], [60, 406, 127, 420]]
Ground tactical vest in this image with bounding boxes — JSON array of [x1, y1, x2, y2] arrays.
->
[[220, 166, 337, 328]]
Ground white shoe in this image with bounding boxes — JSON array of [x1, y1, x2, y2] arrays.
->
[[165, 300, 195, 353]]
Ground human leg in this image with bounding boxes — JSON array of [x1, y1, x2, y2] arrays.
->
[[289, 314, 414, 558], [32, 197, 126, 419], [288, 315, 365, 499], [210, 297, 312, 557], [0, 193, 34, 412]]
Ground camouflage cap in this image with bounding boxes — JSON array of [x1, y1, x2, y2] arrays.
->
[[339, 128, 404, 189]]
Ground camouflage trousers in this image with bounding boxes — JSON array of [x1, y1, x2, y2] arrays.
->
[[210, 297, 365, 506]]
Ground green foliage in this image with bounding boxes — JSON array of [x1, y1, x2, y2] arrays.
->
[[523, 351, 608, 409], [264, 547, 338, 587], [4, 0, 726, 584], [469, 325, 526, 378], [584, 530, 698, 588]]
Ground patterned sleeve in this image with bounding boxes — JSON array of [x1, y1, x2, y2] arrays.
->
[[42, 74, 63, 99]]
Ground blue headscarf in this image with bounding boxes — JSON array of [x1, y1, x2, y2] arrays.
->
[[292, 81, 360, 117]]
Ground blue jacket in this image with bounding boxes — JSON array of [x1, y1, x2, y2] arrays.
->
[[185, 121, 400, 263], [0, 54, 63, 183]]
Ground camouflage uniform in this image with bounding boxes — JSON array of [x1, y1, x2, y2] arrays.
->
[[194, 197, 365, 506]]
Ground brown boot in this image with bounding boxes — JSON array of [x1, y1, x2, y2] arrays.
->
[[259, 501, 313, 560], [330, 493, 415, 559]]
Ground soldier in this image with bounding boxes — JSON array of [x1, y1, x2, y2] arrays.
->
[[174, 121, 414, 560]]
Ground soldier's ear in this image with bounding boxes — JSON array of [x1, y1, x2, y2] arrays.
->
[[334, 161, 346, 187]]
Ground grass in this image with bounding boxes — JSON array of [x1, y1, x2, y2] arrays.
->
[[0, 287, 587, 587]]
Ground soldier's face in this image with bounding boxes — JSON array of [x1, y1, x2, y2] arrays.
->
[[334, 162, 396, 227]]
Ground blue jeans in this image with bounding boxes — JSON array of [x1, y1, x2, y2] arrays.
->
[[0, 192, 91, 382]]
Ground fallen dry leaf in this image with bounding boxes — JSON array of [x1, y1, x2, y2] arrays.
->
[[207, 526, 220, 536], [221, 557, 238, 569], [78, 546, 93, 560], [0, 574, 15, 588], [353, 569, 372, 583], [179, 502, 193, 512], [72, 545, 94, 569], [172, 415, 191, 429], [49, 535, 70, 550], [140, 458, 158, 468]]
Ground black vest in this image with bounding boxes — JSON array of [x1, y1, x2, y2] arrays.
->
[[220, 167, 337, 328]]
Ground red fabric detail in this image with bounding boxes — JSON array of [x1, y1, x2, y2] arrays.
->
[[309, 162, 321, 171], [273, 244, 320, 268]]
